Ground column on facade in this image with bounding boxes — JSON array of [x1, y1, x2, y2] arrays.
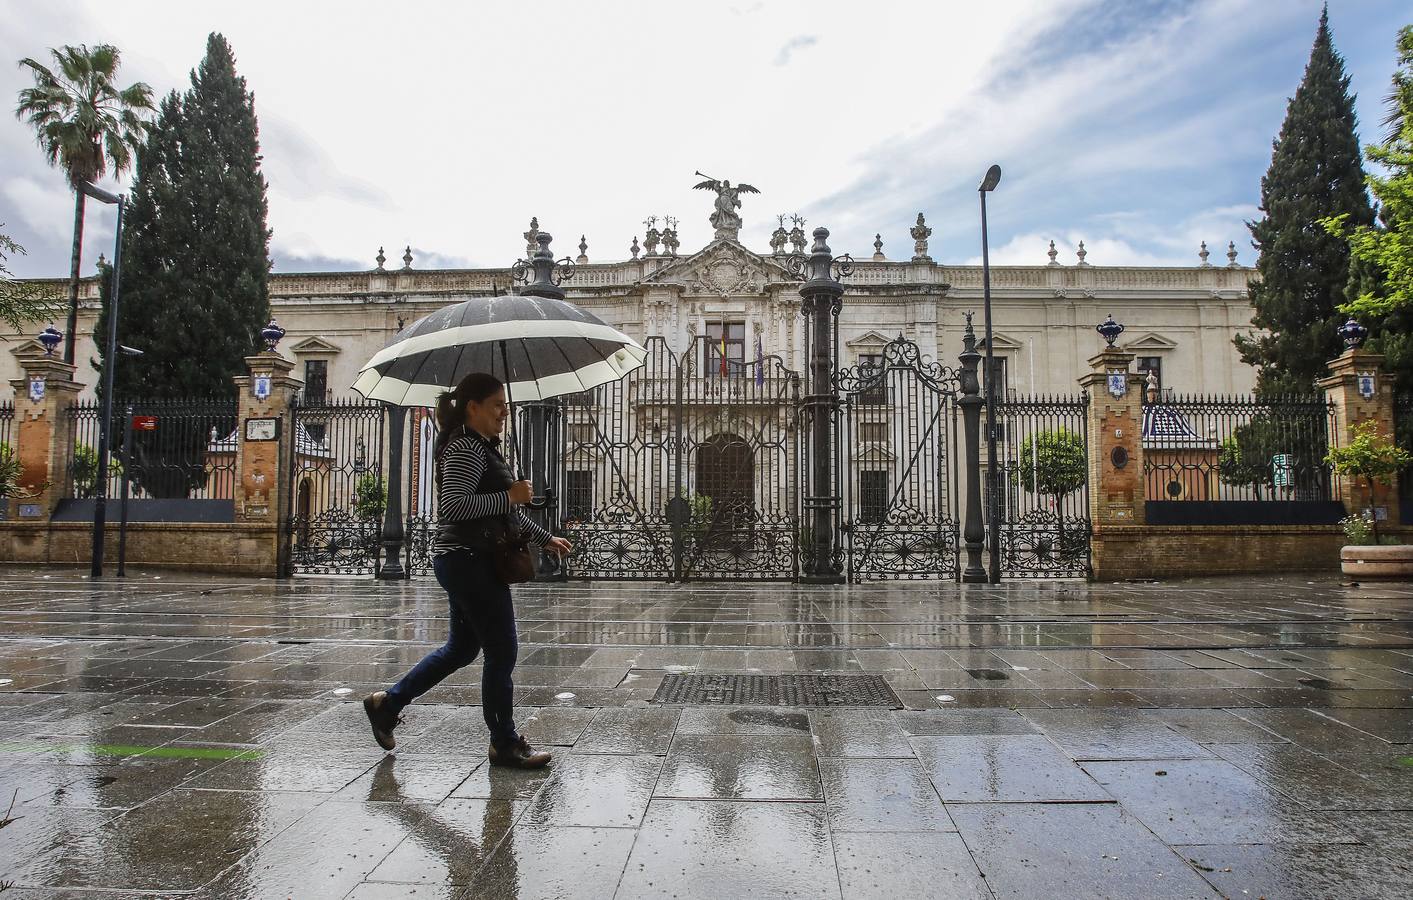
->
[[8, 356, 83, 519], [1318, 346, 1401, 526], [1077, 346, 1146, 527]]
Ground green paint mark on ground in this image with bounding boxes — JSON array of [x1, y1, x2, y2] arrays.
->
[[0, 742, 260, 761], [1397, 756, 1413, 768]]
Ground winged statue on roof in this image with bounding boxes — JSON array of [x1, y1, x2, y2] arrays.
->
[[694, 171, 759, 239]]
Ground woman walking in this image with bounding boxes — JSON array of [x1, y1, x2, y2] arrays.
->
[[364, 373, 571, 768]]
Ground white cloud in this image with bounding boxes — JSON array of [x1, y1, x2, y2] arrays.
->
[[0, 0, 1402, 279], [963, 204, 1260, 267], [774, 35, 818, 66]]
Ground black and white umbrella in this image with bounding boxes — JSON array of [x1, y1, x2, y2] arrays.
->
[[352, 294, 646, 408]]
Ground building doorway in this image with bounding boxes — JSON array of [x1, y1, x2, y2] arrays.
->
[[695, 433, 754, 531]]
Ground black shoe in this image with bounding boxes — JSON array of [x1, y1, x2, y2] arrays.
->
[[488, 736, 552, 769], [363, 691, 402, 751]]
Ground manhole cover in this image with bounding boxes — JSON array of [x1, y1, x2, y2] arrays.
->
[[652, 674, 901, 708]]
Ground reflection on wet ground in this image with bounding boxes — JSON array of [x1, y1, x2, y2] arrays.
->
[[0, 569, 1410, 897]]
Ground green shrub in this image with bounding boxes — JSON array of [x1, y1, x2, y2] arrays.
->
[[353, 472, 386, 519]]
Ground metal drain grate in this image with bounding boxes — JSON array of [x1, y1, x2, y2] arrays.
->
[[652, 673, 901, 708]]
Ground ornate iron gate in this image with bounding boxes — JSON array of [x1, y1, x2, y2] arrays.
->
[[990, 395, 1092, 578], [560, 335, 802, 580], [287, 397, 387, 576], [837, 337, 961, 580]]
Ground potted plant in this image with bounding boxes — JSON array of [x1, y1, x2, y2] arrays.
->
[[1326, 421, 1412, 579]]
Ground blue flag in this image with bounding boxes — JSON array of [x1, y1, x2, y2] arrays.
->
[[755, 333, 765, 387]]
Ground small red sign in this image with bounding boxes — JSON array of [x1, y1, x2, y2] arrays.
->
[[132, 415, 158, 431]]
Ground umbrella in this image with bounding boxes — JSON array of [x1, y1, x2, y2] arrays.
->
[[352, 293, 646, 408]]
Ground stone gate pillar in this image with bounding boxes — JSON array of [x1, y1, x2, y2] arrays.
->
[[1078, 319, 1147, 530], [9, 355, 83, 524], [1318, 333, 1400, 526], [232, 350, 301, 574]]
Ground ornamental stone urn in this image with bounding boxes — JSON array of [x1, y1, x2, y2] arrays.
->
[[1341, 545, 1413, 580]]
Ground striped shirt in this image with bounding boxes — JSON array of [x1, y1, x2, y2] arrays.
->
[[433, 430, 553, 556]]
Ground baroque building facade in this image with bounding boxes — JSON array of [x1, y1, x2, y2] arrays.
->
[[3, 218, 1255, 404]]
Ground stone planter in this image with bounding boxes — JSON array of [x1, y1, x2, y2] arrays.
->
[[1341, 544, 1413, 580]]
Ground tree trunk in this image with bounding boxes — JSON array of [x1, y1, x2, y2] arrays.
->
[[1368, 476, 1380, 544], [64, 188, 86, 366]]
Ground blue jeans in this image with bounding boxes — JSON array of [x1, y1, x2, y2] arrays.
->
[[386, 550, 519, 745]]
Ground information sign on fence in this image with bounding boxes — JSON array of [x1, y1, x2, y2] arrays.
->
[[1271, 453, 1293, 488]]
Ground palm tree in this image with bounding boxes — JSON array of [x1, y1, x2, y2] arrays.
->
[[14, 44, 154, 365]]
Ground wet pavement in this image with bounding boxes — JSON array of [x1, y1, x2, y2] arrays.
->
[[0, 570, 1410, 898]]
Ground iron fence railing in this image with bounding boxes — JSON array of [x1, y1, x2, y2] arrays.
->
[[0, 400, 14, 502], [64, 398, 239, 501], [1140, 393, 1343, 525], [1140, 394, 1338, 502], [287, 397, 386, 576], [991, 395, 1091, 578]]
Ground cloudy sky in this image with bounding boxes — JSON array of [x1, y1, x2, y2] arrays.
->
[[1, 0, 1409, 278]]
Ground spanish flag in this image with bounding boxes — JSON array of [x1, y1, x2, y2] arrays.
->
[[719, 327, 729, 378]]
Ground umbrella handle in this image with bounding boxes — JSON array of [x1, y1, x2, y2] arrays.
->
[[498, 340, 528, 482]]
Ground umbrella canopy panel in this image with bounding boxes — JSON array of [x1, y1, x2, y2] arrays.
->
[[353, 294, 646, 407]]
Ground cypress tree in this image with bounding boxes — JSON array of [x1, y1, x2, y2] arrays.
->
[[94, 35, 270, 497], [96, 33, 271, 401], [1235, 7, 1374, 397]]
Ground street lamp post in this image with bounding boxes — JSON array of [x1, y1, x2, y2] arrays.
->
[[978, 164, 1002, 584], [792, 227, 851, 584], [84, 182, 125, 578]]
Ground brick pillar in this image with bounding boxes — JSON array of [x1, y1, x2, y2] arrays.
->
[[232, 352, 301, 531], [8, 356, 83, 520], [1078, 346, 1146, 528], [1318, 347, 1400, 526]]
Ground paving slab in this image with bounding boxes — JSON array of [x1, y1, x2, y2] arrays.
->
[[1081, 759, 1356, 845], [616, 800, 841, 900], [521, 753, 662, 827], [833, 831, 991, 900], [654, 733, 822, 801], [819, 757, 951, 832], [1022, 708, 1213, 760], [1182, 843, 1413, 900], [913, 735, 1112, 802], [363, 797, 524, 886], [463, 824, 636, 900], [949, 802, 1220, 899]]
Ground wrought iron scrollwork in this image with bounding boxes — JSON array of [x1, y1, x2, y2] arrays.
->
[[511, 255, 576, 287], [834, 337, 960, 396]]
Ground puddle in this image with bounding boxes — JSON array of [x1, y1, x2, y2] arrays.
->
[[726, 709, 809, 731], [967, 669, 1011, 681]]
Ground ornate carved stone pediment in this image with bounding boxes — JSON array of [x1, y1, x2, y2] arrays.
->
[[289, 336, 343, 355], [643, 239, 790, 296], [1123, 332, 1178, 351], [844, 331, 895, 350]]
